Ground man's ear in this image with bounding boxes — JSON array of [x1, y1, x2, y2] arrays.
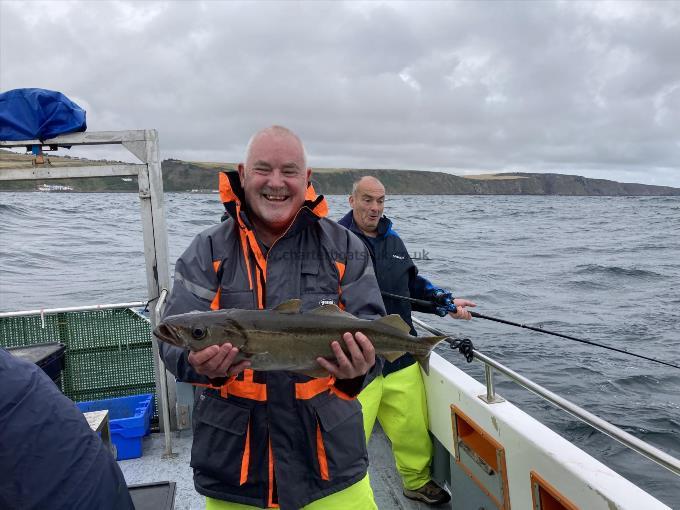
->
[[348, 193, 355, 207], [306, 167, 312, 185], [238, 163, 246, 184]]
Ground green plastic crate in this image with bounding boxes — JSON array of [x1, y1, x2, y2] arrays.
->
[[0, 308, 158, 420]]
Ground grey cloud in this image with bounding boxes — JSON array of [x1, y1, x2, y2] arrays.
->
[[0, 1, 678, 186]]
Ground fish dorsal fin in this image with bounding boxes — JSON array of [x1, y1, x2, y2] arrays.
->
[[376, 314, 411, 334], [309, 304, 356, 318], [273, 299, 302, 314]]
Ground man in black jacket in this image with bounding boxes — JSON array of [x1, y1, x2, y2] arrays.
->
[[338, 176, 476, 506], [0, 348, 134, 510]]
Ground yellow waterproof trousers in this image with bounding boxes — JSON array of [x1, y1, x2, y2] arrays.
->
[[357, 362, 432, 490], [205, 474, 377, 510]]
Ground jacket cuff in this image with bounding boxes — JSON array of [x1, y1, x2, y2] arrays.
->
[[208, 376, 230, 387], [332, 374, 366, 399]]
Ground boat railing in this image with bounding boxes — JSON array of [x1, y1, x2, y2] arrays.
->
[[0, 129, 175, 437], [412, 316, 680, 478], [0, 301, 148, 319]]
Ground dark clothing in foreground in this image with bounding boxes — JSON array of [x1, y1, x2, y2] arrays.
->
[[0, 348, 133, 510], [338, 212, 440, 376]]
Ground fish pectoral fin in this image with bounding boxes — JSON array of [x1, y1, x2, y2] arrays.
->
[[294, 367, 330, 378], [273, 299, 303, 314], [375, 314, 411, 334], [309, 304, 356, 317], [382, 351, 405, 363]]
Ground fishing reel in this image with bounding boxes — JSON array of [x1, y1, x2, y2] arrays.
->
[[430, 289, 457, 317]]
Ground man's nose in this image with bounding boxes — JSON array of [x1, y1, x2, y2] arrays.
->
[[268, 169, 285, 187]]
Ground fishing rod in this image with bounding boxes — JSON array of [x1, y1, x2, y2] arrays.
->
[[380, 291, 680, 370]]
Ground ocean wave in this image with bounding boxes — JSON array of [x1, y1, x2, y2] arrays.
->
[[563, 279, 612, 290], [574, 264, 664, 278], [616, 370, 680, 387], [506, 209, 542, 217], [0, 203, 30, 216], [610, 373, 662, 390], [181, 219, 217, 227]]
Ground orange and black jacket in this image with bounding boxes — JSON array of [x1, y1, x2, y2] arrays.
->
[[158, 171, 385, 509]]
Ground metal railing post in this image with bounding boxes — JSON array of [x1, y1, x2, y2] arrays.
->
[[479, 363, 505, 404], [153, 289, 175, 458], [485, 364, 494, 400]]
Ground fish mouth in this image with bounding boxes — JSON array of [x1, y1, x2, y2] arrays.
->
[[153, 324, 181, 346]]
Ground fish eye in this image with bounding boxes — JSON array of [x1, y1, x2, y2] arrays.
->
[[191, 327, 206, 340]]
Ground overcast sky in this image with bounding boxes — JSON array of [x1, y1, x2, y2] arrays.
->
[[1, 1, 679, 187]]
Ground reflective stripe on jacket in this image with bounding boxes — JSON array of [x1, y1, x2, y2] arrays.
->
[[159, 172, 385, 509]]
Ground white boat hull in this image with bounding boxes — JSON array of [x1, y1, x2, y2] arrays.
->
[[424, 352, 669, 509]]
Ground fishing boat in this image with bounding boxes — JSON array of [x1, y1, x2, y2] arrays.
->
[[1, 129, 678, 510], [37, 183, 74, 192]]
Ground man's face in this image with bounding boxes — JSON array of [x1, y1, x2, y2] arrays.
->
[[239, 132, 311, 239], [349, 179, 385, 236]]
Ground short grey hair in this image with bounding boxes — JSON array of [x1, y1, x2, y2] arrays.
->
[[244, 125, 307, 169]]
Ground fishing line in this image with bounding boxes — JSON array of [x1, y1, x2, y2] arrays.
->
[[380, 291, 680, 370]]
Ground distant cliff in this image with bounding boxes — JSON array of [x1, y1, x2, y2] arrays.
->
[[160, 161, 680, 196], [1, 153, 678, 196]]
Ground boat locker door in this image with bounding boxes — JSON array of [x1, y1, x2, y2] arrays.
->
[[449, 406, 511, 509]]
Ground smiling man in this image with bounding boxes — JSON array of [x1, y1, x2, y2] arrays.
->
[[239, 128, 312, 246], [158, 126, 385, 510]]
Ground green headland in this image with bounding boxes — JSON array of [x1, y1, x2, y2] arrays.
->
[[1, 151, 678, 196]]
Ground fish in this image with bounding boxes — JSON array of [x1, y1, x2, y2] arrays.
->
[[154, 299, 448, 377]]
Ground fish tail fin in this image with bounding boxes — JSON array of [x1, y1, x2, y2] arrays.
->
[[422, 335, 448, 347], [415, 336, 447, 375], [415, 353, 431, 375]]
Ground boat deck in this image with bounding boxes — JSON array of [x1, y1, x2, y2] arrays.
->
[[119, 425, 435, 510]]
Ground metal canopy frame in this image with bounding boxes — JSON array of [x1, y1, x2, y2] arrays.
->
[[1, 130, 176, 456]]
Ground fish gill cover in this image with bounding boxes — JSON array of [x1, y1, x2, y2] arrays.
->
[[0, 88, 87, 141]]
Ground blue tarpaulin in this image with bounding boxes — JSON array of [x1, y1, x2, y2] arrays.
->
[[0, 88, 87, 141]]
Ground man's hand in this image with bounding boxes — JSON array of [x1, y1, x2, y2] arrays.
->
[[188, 343, 251, 379], [316, 332, 375, 379], [449, 299, 477, 320]]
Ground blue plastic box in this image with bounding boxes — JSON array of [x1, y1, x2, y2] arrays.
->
[[77, 393, 154, 460]]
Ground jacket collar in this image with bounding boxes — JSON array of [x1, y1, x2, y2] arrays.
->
[[219, 170, 329, 233], [339, 210, 392, 238]]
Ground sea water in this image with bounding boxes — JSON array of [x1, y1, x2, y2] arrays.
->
[[1, 192, 678, 506]]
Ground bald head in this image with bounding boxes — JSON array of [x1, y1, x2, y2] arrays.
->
[[351, 176, 385, 196], [245, 126, 307, 170], [349, 176, 385, 237]]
